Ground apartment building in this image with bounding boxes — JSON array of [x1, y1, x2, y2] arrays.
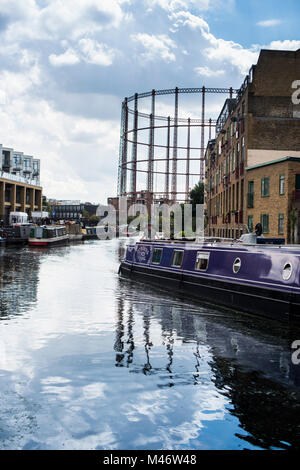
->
[[205, 48, 300, 243], [0, 144, 42, 224]]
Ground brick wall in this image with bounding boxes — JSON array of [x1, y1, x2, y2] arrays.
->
[[246, 159, 300, 242]]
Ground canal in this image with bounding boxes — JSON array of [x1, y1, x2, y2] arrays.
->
[[0, 239, 300, 450]]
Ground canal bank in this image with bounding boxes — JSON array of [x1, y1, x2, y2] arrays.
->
[[0, 240, 300, 450]]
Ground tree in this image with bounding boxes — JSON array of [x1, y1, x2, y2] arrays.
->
[[42, 195, 52, 216], [189, 181, 205, 231], [189, 181, 204, 206]]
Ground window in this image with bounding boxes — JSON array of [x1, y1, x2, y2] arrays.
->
[[195, 252, 210, 271], [282, 263, 292, 281], [171, 250, 184, 267], [261, 214, 269, 234], [233, 258, 241, 274], [278, 214, 284, 235], [248, 215, 253, 233], [241, 137, 245, 162], [24, 158, 31, 170], [279, 174, 285, 195], [247, 181, 254, 208], [242, 101, 245, 116], [261, 177, 270, 197], [152, 248, 163, 264]]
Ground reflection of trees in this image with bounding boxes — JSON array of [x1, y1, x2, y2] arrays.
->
[[0, 248, 41, 319], [115, 277, 300, 449]]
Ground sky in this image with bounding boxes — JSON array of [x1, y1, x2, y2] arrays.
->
[[0, 0, 299, 204]]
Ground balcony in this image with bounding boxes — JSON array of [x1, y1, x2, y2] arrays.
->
[[0, 171, 40, 186]]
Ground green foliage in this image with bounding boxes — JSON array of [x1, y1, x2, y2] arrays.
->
[[189, 181, 204, 206], [89, 215, 99, 223]]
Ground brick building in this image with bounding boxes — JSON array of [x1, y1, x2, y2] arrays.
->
[[205, 48, 300, 242]]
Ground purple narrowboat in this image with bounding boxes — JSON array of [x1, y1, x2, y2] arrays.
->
[[119, 234, 300, 322]]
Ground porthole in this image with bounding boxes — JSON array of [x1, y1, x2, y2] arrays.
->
[[233, 258, 241, 274], [282, 262, 292, 281]]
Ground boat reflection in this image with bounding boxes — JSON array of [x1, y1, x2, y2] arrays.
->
[[0, 248, 41, 320], [115, 278, 300, 449]]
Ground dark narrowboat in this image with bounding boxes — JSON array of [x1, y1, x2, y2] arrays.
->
[[119, 234, 300, 322], [0, 225, 32, 246]]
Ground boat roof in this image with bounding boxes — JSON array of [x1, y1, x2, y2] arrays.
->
[[136, 238, 300, 254]]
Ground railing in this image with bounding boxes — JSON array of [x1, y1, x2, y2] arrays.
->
[[0, 171, 40, 186]]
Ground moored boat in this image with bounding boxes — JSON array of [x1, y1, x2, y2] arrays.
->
[[65, 222, 83, 241], [82, 226, 98, 240], [0, 225, 32, 246], [29, 225, 69, 247], [119, 234, 300, 322]]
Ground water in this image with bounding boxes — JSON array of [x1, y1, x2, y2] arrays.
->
[[0, 240, 300, 450]]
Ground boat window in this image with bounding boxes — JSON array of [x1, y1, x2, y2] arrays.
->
[[282, 262, 292, 281], [152, 248, 163, 264], [195, 252, 210, 271], [171, 250, 184, 267], [233, 258, 241, 274]]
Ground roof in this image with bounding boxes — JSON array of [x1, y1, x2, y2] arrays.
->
[[246, 156, 300, 171]]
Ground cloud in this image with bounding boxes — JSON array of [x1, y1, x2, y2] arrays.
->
[[145, 0, 234, 12], [1, 0, 126, 42], [131, 33, 177, 62], [266, 39, 300, 50], [257, 19, 282, 27], [194, 66, 224, 76], [78, 38, 116, 66], [49, 40, 116, 67], [49, 48, 80, 67], [170, 11, 259, 75]]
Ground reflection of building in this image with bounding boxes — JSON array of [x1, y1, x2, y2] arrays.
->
[[0, 144, 42, 224], [205, 49, 300, 242], [0, 248, 41, 319]]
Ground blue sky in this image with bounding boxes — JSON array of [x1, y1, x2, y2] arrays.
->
[[0, 0, 299, 203]]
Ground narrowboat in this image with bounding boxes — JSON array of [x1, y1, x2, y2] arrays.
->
[[65, 222, 83, 241], [82, 226, 98, 240], [29, 225, 69, 247], [119, 232, 300, 322], [0, 225, 32, 246]]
